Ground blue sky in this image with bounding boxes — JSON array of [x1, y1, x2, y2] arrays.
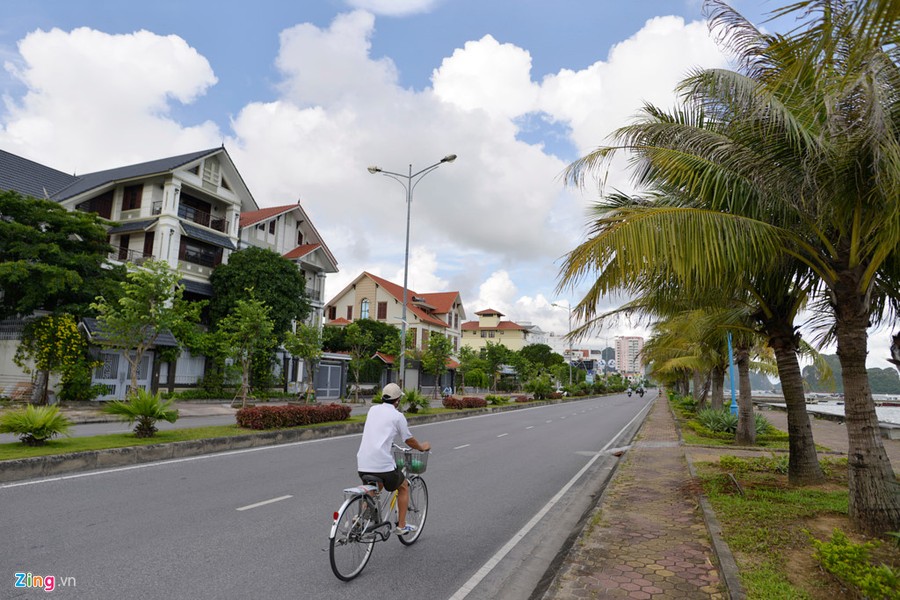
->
[[2, 1, 893, 368]]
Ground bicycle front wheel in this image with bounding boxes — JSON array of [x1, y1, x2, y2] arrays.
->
[[329, 495, 375, 581], [398, 476, 428, 546]]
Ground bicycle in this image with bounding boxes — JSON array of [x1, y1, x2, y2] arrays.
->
[[328, 444, 430, 581]]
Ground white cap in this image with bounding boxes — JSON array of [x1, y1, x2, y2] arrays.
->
[[382, 383, 403, 403]]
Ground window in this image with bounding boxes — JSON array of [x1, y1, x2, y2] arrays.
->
[[202, 157, 220, 186], [122, 185, 143, 211], [328, 306, 337, 321], [408, 328, 417, 348], [268, 220, 276, 235], [346, 306, 353, 320], [178, 238, 222, 267], [360, 299, 370, 319], [377, 301, 387, 320]]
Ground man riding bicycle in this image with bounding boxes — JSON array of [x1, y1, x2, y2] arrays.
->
[[356, 383, 431, 535]]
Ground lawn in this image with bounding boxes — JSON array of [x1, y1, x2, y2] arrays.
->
[[695, 455, 899, 599]]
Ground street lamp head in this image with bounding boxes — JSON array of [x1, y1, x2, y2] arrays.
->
[[367, 166, 381, 174], [441, 154, 457, 164]]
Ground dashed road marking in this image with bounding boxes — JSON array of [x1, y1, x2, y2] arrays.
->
[[237, 495, 292, 512], [497, 433, 508, 438], [454, 444, 471, 450]]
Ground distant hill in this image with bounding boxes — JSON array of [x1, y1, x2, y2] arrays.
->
[[800, 354, 900, 394]]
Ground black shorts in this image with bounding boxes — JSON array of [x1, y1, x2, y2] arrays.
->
[[358, 468, 405, 492]]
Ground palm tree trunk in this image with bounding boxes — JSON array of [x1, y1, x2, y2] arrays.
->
[[711, 365, 725, 411], [30, 369, 49, 405], [768, 330, 825, 485], [692, 370, 703, 404], [735, 345, 755, 446], [834, 282, 900, 534]]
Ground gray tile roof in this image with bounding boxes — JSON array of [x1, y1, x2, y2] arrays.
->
[[107, 218, 158, 234], [179, 278, 214, 297], [181, 222, 237, 250], [52, 148, 221, 201], [81, 317, 179, 347], [0, 149, 77, 199]]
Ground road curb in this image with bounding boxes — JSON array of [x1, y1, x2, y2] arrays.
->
[[668, 400, 746, 600], [0, 397, 584, 484]]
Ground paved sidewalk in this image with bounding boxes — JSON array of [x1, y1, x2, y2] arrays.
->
[[543, 397, 725, 600]]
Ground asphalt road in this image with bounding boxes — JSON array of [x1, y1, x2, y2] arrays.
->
[[2, 394, 651, 600]]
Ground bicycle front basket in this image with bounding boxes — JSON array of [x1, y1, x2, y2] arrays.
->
[[393, 449, 429, 474]]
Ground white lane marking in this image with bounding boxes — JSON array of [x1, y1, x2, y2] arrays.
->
[[497, 433, 508, 438], [526, 426, 534, 430], [449, 399, 654, 600], [454, 444, 471, 450], [545, 420, 552, 423], [237, 495, 292, 512]]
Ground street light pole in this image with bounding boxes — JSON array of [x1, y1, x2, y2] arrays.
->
[[367, 154, 457, 389], [551, 302, 573, 386]]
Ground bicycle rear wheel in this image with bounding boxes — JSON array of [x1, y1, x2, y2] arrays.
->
[[329, 495, 376, 581], [398, 476, 428, 546]]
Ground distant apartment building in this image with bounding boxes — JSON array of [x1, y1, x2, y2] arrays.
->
[[615, 336, 645, 377]]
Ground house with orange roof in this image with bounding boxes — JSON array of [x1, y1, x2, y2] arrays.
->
[[324, 272, 466, 389], [461, 308, 533, 352], [238, 202, 338, 328]]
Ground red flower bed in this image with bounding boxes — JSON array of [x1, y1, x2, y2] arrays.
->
[[442, 396, 487, 409], [236, 403, 352, 430], [513, 395, 530, 403]]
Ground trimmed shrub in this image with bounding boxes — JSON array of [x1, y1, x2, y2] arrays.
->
[[235, 403, 352, 430], [101, 389, 178, 438], [0, 404, 71, 446], [442, 396, 487, 409], [403, 389, 430, 413], [485, 394, 506, 405], [513, 395, 530, 403]]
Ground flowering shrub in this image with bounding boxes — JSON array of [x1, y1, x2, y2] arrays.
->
[[442, 396, 487, 409], [513, 395, 530, 403], [236, 403, 352, 430]]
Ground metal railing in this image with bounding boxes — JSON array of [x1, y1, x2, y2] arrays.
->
[[110, 248, 155, 265], [177, 204, 229, 233]]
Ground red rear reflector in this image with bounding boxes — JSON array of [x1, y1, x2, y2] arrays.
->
[[333, 512, 339, 521]]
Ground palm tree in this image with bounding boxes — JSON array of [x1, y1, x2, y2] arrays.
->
[[561, 0, 899, 530]]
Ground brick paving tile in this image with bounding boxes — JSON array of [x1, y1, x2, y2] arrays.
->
[[542, 397, 724, 600]]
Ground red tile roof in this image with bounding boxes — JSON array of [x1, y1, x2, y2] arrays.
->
[[326, 317, 352, 326], [475, 308, 504, 316], [283, 243, 321, 260], [364, 272, 452, 328], [239, 204, 296, 227], [373, 351, 395, 364], [461, 320, 528, 331]]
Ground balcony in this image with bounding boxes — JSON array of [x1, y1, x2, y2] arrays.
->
[[177, 204, 229, 233], [110, 248, 155, 266]]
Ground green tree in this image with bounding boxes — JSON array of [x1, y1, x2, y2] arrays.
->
[[0, 191, 124, 318], [209, 246, 310, 342], [518, 344, 565, 373], [91, 260, 202, 397], [455, 346, 481, 394], [216, 295, 276, 408], [344, 322, 374, 402], [481, 341, 511, 392], [421, 334, 453, 398], [13, 314, 93, 404], [560, 0, 900, 532], [283, 323, 323, 404]]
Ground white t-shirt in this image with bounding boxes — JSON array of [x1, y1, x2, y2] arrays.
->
[[357, 403, 413, 473]]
